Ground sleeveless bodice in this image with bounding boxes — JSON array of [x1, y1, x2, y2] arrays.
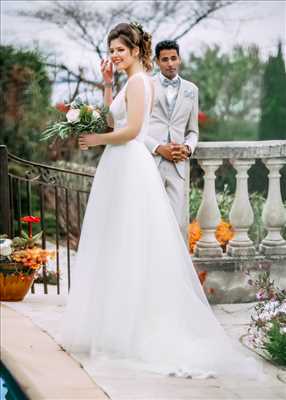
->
[[109, 72, 152, 143]]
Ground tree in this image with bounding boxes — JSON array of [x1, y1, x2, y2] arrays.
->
[[18, 0, 234, 101], [181, 44, 265, 141], [0, 46, 52, 160], [258, 41, 286, 140]]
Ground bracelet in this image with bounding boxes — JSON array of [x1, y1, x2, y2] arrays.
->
[[104, 82, 113, 88]]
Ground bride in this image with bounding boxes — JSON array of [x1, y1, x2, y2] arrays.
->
[[60, 22, 263, 379]]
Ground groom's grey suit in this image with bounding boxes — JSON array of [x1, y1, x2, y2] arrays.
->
[[145, 73, 199, 239]]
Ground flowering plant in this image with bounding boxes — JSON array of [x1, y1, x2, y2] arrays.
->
[[0, 215, 55, 276], [198, 111, 208, 126], [10, 248, 54, 271], [188, 219, 234, 253], [41, 96, 109, 141], [246, 270, 286, 366]]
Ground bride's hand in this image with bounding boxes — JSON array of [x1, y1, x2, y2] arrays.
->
[[79, 134, 104, 149], [100, 59, 113, 84], [78, 135, 88, 150]]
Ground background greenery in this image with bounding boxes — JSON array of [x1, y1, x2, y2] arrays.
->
[[0, 45, 54, 161]]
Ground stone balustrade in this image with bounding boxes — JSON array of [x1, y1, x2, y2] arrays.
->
[[191, 140, 286, 259]]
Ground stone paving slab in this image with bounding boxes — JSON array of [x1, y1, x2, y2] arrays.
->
[[2, 291, 286, 400], [1, 304, 109, 400]]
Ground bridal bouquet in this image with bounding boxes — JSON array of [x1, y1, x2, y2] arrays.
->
[[41, 97, 109, 141]]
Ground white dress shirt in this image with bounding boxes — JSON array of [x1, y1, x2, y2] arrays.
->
[[153, 74, 191, 156], [159, 72, 180, 111]]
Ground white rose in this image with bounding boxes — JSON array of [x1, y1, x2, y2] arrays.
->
[[66, 109, 80, 123], [0, 239, 12, 257], [92, 110, 101, 120]]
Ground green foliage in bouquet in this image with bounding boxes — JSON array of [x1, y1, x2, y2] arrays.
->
[[41, 121, 70, 141], [41, 96, 110, 141], [77, 105, 109, 133]]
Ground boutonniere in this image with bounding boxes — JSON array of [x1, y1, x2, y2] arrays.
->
[[183, 89, 195, 99]]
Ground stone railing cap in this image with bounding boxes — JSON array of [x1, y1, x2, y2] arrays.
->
[[193, 140, 286, 160]]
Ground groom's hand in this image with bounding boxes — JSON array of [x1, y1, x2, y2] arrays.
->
[[171, 144, 191, 162], [156, 144, 191, 162], [155, 144, 176, 162]]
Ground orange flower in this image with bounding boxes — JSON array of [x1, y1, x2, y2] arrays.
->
[[188, 220, 202, 253], [215, 221, 234, 249], [198, 271, 208, 286], [11, 247, 54, 270], [188, 220, 234, 253]]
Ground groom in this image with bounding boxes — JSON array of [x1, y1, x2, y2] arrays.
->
[[145, 40, 199, 241]]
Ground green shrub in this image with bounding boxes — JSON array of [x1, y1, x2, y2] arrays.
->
[[264, 321, 286, 366]]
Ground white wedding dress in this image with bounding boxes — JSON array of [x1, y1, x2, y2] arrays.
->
[[60, 72, 263, 379]]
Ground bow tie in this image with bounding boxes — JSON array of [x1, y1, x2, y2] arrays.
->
[[162, 77, 180, 88]]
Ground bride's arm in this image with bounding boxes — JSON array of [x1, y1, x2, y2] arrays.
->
[[79, 76, 145, 148], [101, 59, 114, 128], [103, 83, 113, 108], [104, 84, 114, 128]]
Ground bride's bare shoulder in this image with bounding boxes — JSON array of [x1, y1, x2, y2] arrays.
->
[[126, 73, 154, 96]]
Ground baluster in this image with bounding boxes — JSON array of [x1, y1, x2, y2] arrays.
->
[[0, 146, 11, 236], [194, 160, 223, 257], [260, 159, 286, 255], [227, 160, 256, 256]]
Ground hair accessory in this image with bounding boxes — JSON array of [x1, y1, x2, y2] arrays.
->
[[130, 21, 144, 35]]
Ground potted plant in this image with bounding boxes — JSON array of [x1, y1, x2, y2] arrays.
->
[[0, 216, 54, 301]]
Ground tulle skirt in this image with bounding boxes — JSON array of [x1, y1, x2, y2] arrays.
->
[[60, 139, 264, 379]]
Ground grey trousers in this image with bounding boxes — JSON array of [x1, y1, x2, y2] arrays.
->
[[158, 159, 189, 244]]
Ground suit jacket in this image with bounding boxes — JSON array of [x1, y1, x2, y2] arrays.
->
[[145, 74, 199, 179]]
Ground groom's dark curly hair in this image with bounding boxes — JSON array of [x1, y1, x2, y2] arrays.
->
[[155, 40, 180, 59]]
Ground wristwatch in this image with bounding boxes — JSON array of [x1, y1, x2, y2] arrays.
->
[[185, 145, 192, 157]]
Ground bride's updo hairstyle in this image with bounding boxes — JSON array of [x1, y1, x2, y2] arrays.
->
[[107, 22, 153, 72]]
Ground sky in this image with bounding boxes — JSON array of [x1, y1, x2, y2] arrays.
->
[[1, 0, 285, 101]]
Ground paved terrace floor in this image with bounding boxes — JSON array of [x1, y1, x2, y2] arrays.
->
[[1, 288, 286, 400]]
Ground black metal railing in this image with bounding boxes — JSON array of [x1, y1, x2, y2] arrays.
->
[[0, 145, 94, 294]]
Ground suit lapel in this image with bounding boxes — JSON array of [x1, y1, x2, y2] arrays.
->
[[170, 77, 185, 120], [155, 74, 169, 118]]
